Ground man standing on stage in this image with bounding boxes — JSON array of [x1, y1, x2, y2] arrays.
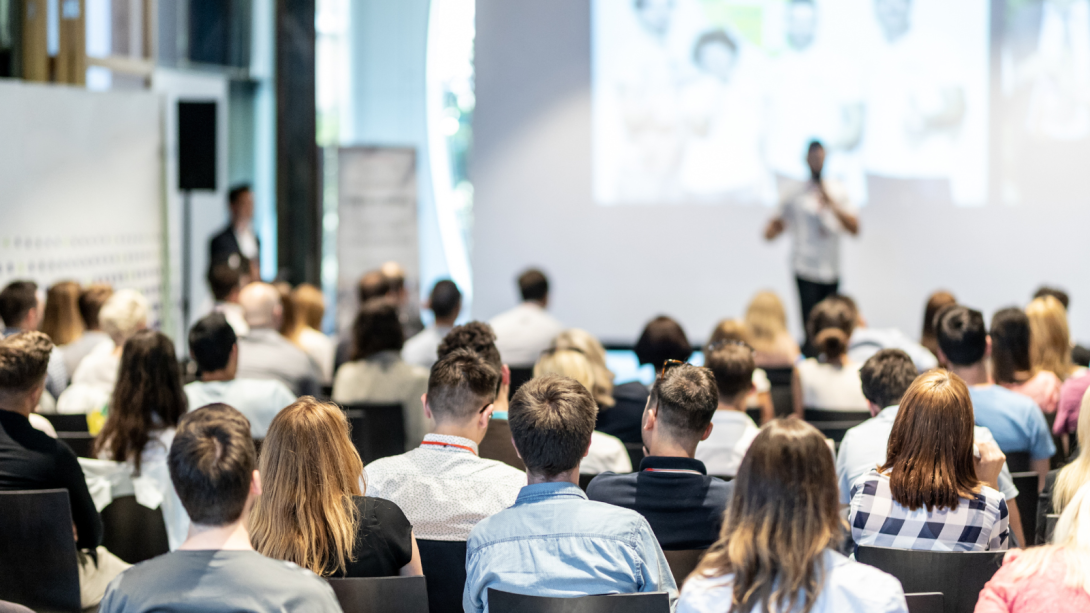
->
[[763, 141, 859, 355]]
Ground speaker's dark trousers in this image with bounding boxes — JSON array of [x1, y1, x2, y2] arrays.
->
[[797, 275, 839, 358]]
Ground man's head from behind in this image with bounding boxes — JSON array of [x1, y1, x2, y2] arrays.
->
[[518, 269, 549, 304], [860, 349, 918, 414], [429, 279, 462, 324], [189, 313, 238, 376], [357, 270, 392, 304], [208, 262, 243, 303], [0, 281, 40, 331], [0, 332, 53, 410], [936, 306, 987, 367], [645, 363, 718, 453], [239, 282, 281, 330], [78, 284, 113, 331], [705, 343, 755, 405], [438, 322, 508, 405], [168, 403, 258, 527], [509, 375, 597, 478], [425, 349, 500, 432]]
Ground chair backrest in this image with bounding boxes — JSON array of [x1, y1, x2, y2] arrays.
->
[[341, 403, 405, 464], [624, 443, 645, 470], [1004, 451, 1031, 473], [578, 473, 596, 492], [905, 592, 944, 613], [763, 367, 795, 418], [1036, 469, 1060, 545], [40, 414, 95, 458], [507, 367, 535, 400], [811, 420, 865, 444], [1010, 472, 1039, 547], [416, 540, 468, 613], [100, 495, 170, 564], [1045, 514, 1060, 544], [478, 418, 525, 471], [326, 576, 429, 613], [745, 408, 762, 424], [0, 489, 81, 613], [662, 549, 706, 587], [856, 546, 1004, 613], [487, 589, 670, 613], [803, 408, 871, 423]]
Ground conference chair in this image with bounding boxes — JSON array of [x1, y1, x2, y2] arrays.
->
[[487, 589, 670, 613], [662, 549, 706, 587], [1044, 514, 1060, 544], [763, 367, 795, 418], [416, 540, 468, 613], [479, 418, 525, 471], [578, 473, 596, 492], [326, 576, 429, 613], [1010, 472, 1040, 547], [0, 489, 81, 613], [624, 442, 645, 470], [905, 593, 944, 613], [507, 367, 534, 400], [41, 413, 94, 459], [803, 408, 871, 423], [744, 407, 762, 424], [1004, 451, 1031, 473], [1036, 469, 1059, 545], [340, 403, 405, 464], [855, 545, 1004, 613], [100, 495, 170, 564]]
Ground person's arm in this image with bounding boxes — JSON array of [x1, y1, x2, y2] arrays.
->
[[1006, 499, 1025, 548], [462, 546, 486, 613], [791, 367, 803, 419], [757, 392, 773, 425], [55, 442, 103, 550], [1032, 458, 1050, 493], [764, 217, 785, 241], [399, 532, 423, 577], [990, 498, 1011, 551]]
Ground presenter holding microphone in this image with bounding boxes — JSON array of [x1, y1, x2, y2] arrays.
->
[[763, 140, 859, 355]]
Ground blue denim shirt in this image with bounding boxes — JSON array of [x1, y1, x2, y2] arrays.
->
[[463, 482, 678, 613]]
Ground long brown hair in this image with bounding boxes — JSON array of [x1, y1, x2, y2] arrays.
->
[[249, 397, 364, 576], [95, 330, 188, 473], [881, 370, 979, 511], [40, 281, 84, 346], [990, 307, 1034, 385], [692, 419, 841, 613], [921, 291, 956, 357], [807, 298, 855, 361]]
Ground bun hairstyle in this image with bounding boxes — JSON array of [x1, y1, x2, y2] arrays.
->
[[807, 297, 856, 361]]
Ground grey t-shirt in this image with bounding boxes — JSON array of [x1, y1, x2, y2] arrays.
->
[[99, 550, 342, 613]]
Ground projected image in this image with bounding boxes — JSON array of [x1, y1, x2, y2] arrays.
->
[[592, 0, 990, 207]]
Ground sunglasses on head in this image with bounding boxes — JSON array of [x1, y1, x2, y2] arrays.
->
[[706, 339, 755, 354]]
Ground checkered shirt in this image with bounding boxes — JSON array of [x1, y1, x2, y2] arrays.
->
[[849, 469, 1009, 552]]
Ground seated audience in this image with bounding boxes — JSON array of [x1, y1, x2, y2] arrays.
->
[[463, 375, 676, 613], [976, 483, 1090, 613], [1027, 295, 1082, 381], [402, 279, 462, 369], [795, 297, 868, 412], [678, 419, 908, 613], [207, 262, 250, 338], [706, 319, 773, 422], [42, 280, 84, 365], [381, 261, 425, 340], [61, 283, 113, 377], [1056, 369, 1090, 438], [635, 315, 693, 373], [1034, 285, 1090, 367], [744, 290, 801, 368], [919, 290, 956, 361], [695, 342, 762, 477], [236, 282, 321, 397], [284, 284, 335, 384], [0, 280, 67, 397], [250, 397, 422, 577], [844, 295, 938, 372], [588, 362, 733, 550], [365, 349, 525, 541], [550, 328, 642, 444], [98, 404, 342, 613], [333, 299, 429, 447], [937, 306, 1055, 487], [489, 268, 564, 368], [1050, 394, 1090, 516], [334, 269, 392, 371], [59, 289, 148, 413], [836, 349, 1025, 546], [185, 314, 296, 439], [991, 307, 1061, 414], [533, 348, 631, 474], [849, 370, 1010, 552]]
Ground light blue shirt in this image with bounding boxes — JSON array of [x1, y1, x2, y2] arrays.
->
[[969, 385, 1056, 461], [184, 378, 296, 439], [463, 482, 677, 613], [836, 406, 1019, 505]]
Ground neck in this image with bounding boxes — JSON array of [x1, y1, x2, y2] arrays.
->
[[526, 466, 579, 486], [0, 393, 35, 418], [717, 394, 747, 413], [646, 433, 696, 459], [949, 361, 991, 386], [179, 519, 253, 551], [434, 317, 457, 328], [432, 420, 485, 445], [201, 368, 235, 383]]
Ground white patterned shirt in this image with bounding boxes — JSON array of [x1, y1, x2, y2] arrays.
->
[[365, 433, 527, 541]]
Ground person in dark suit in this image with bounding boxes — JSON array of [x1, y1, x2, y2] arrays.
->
[[210, 184, 260, 280]]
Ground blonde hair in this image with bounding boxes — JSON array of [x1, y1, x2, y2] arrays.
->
[[551, 329, 615, 408], [98, 289, 149, 346], [292, 284, 326, 330], [534, 348, 596, 394], [745, 291, 788, 352], [1000, 483, 1090, 597], [709, 319, 751, 345], [41, 281, 84, 346], [1054, 387, 1090, 514], [249, 397, 364, 576], [1027, 296, 1075, 380]]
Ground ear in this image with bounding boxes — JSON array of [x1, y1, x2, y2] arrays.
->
[[984, 335, 993, 359], [478, 404, 494, 429], [867, 400, 882, 418], [422, 394, 432, 421], [502, 365, 511, 387], [749, 382, 756, 395], [700, 422, 713, 442], [510, 437, 522, 460], [584, 437, 592, 458], [643, 405, 657, 432], [936, 347, 949, 366], [250, 470, 263, 497]]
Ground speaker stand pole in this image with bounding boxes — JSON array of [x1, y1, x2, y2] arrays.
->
[[182, 189, 192, 335]]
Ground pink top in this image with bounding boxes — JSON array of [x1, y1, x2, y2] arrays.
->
[[1055, 370, 1090, 435], [1001, 371, 1062, 415], [975, 551, 1090, 613]]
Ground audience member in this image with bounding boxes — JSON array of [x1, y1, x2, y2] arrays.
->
[[635, 315, 692, 373], [795, 297, 868, 412], [209, 184, 261, 281], [991, 307, 1061, 414], [1051, 394, 1090, 516], [744, 290, 801, 368], [706, 319, 774, 421], [679, 419, 908, 613], [489, 268, 564, 367], [333, 269, 393, 371], [333, 299, 430, 447], [920, 290, 957, 360], [364, 349, 525, 541], [548, 328, 636, 444], [41, 280, 84, 349], [1035, 285, 1090, 367], [937, 306, 1055, 487], [98, 404, 342, 613], [463, 375, 676, 613], [844, 294, 938, 372], [1027, 295, 1081, 381], [250, 397, 422, 577], [533, 348, 631, 474], [695, 342, 762, 476], [402, 279, 462, 369], [588, 362, 733, 550], [59, 289, 148, 413], [236, 282, 321, 397], [283, 284, 335, 384], [61, 284, 113, 376], [0, 280, 67, 397], [185, 313, 295, 438], [207, 261, 250, 337], [381, 261, 425, 340], [1055, 368, 1090, 438], [849, 370, 1010, 552], [976, 483, 1090, 613]]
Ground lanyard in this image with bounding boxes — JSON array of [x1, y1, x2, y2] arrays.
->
[[420, 440, 478, 456], [643, 468, 703, 475]]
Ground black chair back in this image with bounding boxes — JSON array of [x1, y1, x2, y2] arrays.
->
[[905, 592, 944, 613], [811, 420, 865, 444], [487, 589, 669, 613], [1004, 451, 1031, 473], [507, 367, 535, 400], [0, 489, 81, 613], [1010, 472, 1039, 547], [803, 408, 871, 422], [763, 367, 795, 418], [40, 414, 94, 458], [1045, 514, 1060, 544], [479, 418, 525, 471], [1036, 469, 1059, 545], [101, 495, 170, 564], [856, 546, 1004, 613], [745, 407, 762, 424], [416, 540, 468, 613], [578, 473, 596, 491], [624, 443, 645, 470], [341, 403, 405, 464], [326, 576, 429, 613], [662, 549, 705, 587]]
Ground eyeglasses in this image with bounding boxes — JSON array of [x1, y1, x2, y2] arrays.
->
[[706, 339, 755, 354], [478, 401, 495, 415], [661, 359, 688, 374], [540, 346, 586, 357]]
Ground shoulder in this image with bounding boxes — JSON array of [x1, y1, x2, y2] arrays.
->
[[850, 468, 885, 500], [677, 573, 735, 613], [824, 552, 906, 607], [357, 495, 411, 526], [585, 472, 635, 500]]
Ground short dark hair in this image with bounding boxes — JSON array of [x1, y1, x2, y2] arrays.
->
[[808, 139, 824, 153], [207, 263, 242, 301], [1034, 286, 1069, 310], [78, 284, 113, 330], [0, 331, 53, 391], [635, 316, 691, 371], [705, 343, 755, 399], [936, 306, 987, 366], [430, 280, 462, 319], [351, 299, 404, 360], [518, 269, 549, 302], [693, 28, 738, 63], [438, 322, 503, 372], [990, 308, 1032, 385], [228, 184, 251, 206], [509, 374, 597, 477], [189, 313, 238, 373], [860, 349, 918, 409], [648, 363, 718, 440], [427, 348, 500, 422], [0, 281, 38, 328], [168, 403, 256, 526], [357, 270, 391, 303], [807, 297, 856, 360]]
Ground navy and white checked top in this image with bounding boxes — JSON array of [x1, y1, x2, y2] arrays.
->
[[849, 469, 1009, 552]]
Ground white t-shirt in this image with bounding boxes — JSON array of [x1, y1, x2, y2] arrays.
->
[[184, 378, 297, 439], [796, 358, 869, 411], [296, 327, 335, 384], [489, 302, 565, 367], [580, 431, 633, 475], [695, 410, 761, 477], [778, 178, 855, 283]]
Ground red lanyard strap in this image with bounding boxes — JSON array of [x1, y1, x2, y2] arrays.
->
[[420, 440, 478, 456]]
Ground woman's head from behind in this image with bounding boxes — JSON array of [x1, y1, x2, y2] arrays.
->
[[249, 397, 363, 576], [745, 291, 788, 343], [922, 291, 956, 349], [534, 347, 596, 394], [807, 297, 855, 361], [990, 307, 1033, 385], [41, 281, 83, 346], [1026, 295, 1073, 380], [99, 289, 149, 346], [292, 283, 326, 331], [708, 318, 750, 346], [551, 329, 615, 408], [634, 316, 691, 372], [1052, 388, 1090, 514], [351, 298, 404, 360]]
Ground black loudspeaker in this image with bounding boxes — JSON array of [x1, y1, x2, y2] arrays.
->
[[177, 101, 217, 191]]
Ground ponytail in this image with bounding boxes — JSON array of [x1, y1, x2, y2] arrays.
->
[[815, 328, 848, 360]]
